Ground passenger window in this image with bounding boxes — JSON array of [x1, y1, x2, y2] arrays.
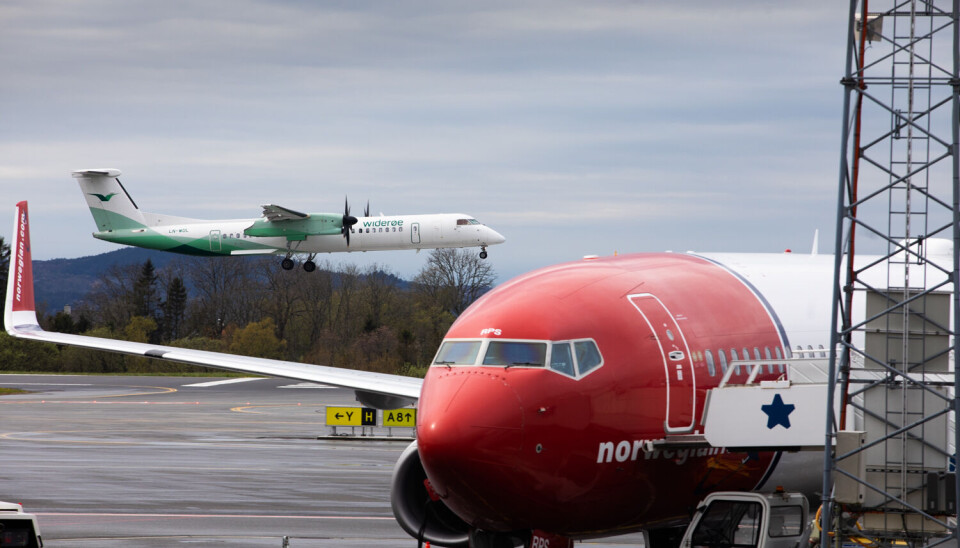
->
[[818, 344, 826, 358], [550, 343, 575, 376], [730, 349, 740, 375], [433, 340, 482, 366], [718, 350, 728, 374], [574, 341, 602, 375], [705, 350, 716, 377], [765, 347, 773, 373], [483, 341, 546, 367]]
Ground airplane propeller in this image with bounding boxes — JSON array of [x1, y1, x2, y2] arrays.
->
[[342, 198, 359, 246], [364, 200, 370, 218]]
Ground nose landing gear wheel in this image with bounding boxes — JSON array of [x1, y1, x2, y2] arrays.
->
[[479, 249, 488, 259], [281, 258, 295, 270]]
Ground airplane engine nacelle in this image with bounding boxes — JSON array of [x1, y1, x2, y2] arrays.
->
[[391, 441, 470, 547]]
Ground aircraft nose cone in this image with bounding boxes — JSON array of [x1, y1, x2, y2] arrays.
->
[[417, 370, 523, 524], [485, 227, 506, 245]]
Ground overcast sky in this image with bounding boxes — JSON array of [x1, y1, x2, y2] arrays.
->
[[1, 1, 847, 282]]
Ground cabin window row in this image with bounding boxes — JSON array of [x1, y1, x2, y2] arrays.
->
[[350, 227, 404, 233], [699, 346, 787, 377]]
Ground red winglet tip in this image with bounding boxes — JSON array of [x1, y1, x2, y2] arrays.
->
[[10, 201, 35, 313]]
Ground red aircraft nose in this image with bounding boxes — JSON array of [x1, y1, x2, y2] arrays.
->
[[417, 368, 527, 528]]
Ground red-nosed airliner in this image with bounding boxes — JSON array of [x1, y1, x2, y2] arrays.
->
[[9, 200, 905, 548]]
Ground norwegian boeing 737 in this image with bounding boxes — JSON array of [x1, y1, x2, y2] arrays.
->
[[7, 200, 948, 547], [73, 169, 505, 271]]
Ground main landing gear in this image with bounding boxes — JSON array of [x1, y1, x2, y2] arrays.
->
[[280, 257, 317, 272], [280, 240, 317, 272]]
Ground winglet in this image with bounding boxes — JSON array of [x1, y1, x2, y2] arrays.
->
[[4, 201, 40, 332]]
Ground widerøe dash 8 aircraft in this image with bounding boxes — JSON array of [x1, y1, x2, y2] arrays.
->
[[73, 169, 505, 271], [11, 200, 940, 547]]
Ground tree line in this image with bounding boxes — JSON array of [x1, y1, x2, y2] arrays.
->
[[0, 241, 496, 377]]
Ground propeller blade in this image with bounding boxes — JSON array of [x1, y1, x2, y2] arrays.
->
[[342, 196, 358, 246], [364, 200, 370, 218]]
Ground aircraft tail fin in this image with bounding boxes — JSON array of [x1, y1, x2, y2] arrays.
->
[[5, 201, 40, 332], [73, 169, 148, 232]]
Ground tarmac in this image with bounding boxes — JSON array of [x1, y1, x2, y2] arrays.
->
[[0, 374, 644, 547]]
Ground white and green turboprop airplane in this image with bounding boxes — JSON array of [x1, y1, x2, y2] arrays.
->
[[74, 169, 506, 271]]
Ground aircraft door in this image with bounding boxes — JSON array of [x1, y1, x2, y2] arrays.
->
[[411, 223, 421, 244], [628, 294, 696, 433], [209, 230, 221, 252]]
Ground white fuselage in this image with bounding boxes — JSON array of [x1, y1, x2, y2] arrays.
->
[[158, 213, 505, 256]]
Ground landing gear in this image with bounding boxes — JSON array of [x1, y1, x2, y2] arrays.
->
[[281, 257, 295, 270], [303, 260, 316, 272], [479, 247, 488, 259]]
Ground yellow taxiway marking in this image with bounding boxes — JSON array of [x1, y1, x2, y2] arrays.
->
[[0, 385, 178, 403], [231, 403, 324, 414]]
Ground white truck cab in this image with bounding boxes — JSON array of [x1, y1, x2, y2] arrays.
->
[[0, 501, 42, 547], [679, 490, 809, 548]]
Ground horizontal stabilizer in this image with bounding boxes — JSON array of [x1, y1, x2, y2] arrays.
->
[[73, 169, 122, 178]]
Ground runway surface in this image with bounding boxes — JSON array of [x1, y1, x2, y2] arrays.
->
[[0, 374, 644, 547]]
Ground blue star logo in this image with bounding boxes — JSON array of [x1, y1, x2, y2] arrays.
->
[[761, 394, 795, 429]]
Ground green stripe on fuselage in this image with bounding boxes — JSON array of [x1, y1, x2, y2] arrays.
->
[[93, 229, 275, 257]]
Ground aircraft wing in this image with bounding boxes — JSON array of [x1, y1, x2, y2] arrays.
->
[[5, 201, 421, 409], [260, 204, 309, 221]]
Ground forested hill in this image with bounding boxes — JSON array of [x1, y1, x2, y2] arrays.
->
[[35, 247, 178, 314], [4, 246, 493, 375], [33, 247, 413, 315]]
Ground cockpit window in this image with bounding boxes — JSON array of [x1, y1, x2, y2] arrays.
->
[[550, 343, 575, 376], [483, 341, 546, 367], [456, 218, 481, 226], [431, 338, 603, 378], [575, 340, 602, 374], [434, 340, 482, 365]]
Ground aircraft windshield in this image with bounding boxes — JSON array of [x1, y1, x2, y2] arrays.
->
[[431, 339, 603, 377], [483, 341, 547, 367], [433, 341, 482, 365], [456, 218, 481, 225]]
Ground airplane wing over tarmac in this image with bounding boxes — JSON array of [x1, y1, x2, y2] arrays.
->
[[4, 201, 422, 409]]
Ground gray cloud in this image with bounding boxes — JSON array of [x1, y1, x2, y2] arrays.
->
[[1, 0, 845, 281]]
